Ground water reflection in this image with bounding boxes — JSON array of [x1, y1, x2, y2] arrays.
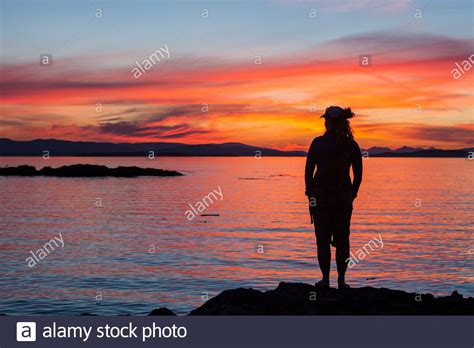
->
[[0, 157, 472, 314]]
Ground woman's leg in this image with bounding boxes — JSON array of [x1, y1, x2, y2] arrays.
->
[[317, 240, 331, 282], [336, 242, 349, 283], [336, 202, 352, 287], [314, 204, 332, 285]]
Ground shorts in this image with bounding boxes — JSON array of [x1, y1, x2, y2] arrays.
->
[[312, 192, 353, 248]]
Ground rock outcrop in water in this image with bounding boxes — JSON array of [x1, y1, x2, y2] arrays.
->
[[148, 282, 473, 315], [0, 164, 183, 177], [187, 282, 473, 315], [149, 307, 177, 316]]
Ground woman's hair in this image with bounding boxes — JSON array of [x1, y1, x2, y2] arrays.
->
[[325, 107, 354, 141]]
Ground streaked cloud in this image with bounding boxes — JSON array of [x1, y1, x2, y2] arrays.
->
[[1, 31, 472, 149]]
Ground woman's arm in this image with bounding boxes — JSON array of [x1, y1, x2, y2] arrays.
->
[[305, 139, 317, 196], [351, 141, 363, 200]]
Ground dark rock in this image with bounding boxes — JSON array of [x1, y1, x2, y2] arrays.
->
[[0, 164, 183, 177], [79, 312, 97, 316], [149, 307, 176, 316], [0, 165, 37, 176], [189, 282, 474, 315]]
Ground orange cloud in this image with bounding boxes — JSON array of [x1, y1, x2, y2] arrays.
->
[[1, 33, 472, 149]]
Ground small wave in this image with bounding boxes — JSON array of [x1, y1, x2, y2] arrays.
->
[[237, 177, 267, 180]]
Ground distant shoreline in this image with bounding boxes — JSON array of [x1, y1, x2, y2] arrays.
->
[[1, 138, 471, 158], [0, 154, 305, 157], [0, 153, 470, 158]]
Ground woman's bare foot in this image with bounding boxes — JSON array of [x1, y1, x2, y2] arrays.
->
[[338, 281, 351, 290], [315, 279, 330, 288]]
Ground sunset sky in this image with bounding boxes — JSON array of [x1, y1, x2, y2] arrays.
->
[[1, 0, 473, 150]]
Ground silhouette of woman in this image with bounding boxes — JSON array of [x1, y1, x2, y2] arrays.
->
[[305, 106, 362, 289]]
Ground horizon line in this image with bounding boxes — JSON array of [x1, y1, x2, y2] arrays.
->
[[1, 137, 472, 152]]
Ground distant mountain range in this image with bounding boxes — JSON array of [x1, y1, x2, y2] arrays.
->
[[0, 138, 471, 157], [363, 146, 473, 157], [0, 138, 305, 157]]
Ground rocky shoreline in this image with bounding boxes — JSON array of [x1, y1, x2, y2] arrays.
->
[[0, 164, 183, 177], [149, 282, 473, 315], [2, 282, 471, 316]]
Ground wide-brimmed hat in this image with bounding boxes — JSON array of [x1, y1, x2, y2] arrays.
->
[[320, 106, 354, 119]]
